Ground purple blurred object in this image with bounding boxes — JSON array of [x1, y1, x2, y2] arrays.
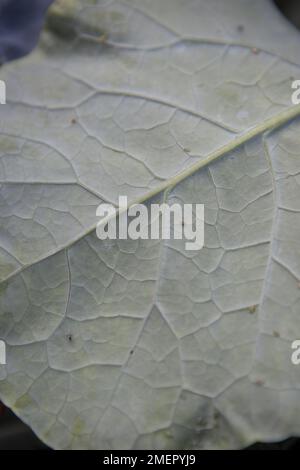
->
[[0, 0, 54, 63]]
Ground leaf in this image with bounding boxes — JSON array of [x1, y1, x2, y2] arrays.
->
[[0, 0, 54, 63], [0, 0, 300, 450]]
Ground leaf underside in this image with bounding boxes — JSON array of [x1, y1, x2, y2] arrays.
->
[[0, 0, 300, 449]]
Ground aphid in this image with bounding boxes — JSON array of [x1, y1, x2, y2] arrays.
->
[[98, 33, 108, 44], [273, 330, 280, 338], [71, 118, 77, 124], [251, 47, 259, 55], [66, 334, 73, 342], [237, 25, 244, 33], [254, 379, 264, 386]]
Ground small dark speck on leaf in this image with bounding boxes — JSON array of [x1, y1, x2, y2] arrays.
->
[[130, 350, 134, 355], [71, 118, 77, 124], [66, 334, 73, 342], [273, 331, 280, 338], [251, 47, 259, 55], [254, 379, 264, 386], [237, 25, 244, 33]]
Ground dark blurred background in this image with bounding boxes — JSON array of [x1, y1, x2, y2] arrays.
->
[[0, 0, 299, 450]]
